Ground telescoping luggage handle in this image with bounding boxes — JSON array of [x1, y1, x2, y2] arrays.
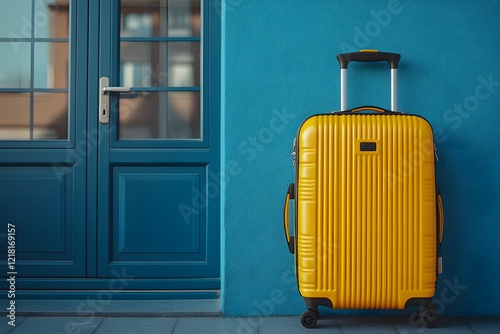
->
[[283, 183, 295, 254], [337, 50, 401, 112]]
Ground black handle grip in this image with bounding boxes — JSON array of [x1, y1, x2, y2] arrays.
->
[[337, 51, 401, 69]]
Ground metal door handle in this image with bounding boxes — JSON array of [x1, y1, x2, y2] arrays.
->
[[99, 77, 131, 124], [102, 86, 131, 93]]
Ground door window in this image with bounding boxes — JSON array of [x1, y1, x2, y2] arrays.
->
[[118, 0, 201, 140], [0, 1, 70, 140]]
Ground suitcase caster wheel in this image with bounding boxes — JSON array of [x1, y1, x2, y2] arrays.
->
[[301, 310, 318, 328], [418, 305, 437, 328]]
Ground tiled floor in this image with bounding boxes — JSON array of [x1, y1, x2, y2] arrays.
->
[[1, 316, 499, 334]]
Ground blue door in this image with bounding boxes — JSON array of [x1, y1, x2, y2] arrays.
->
[[0, 0, 220, 297], [94, 0, 221, 289]]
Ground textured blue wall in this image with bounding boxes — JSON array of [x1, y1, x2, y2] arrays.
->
[[221, 0, 500, 317]]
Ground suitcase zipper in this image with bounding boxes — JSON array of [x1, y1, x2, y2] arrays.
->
[[291, 138, 297, 166], [434, 143, 439, 162]]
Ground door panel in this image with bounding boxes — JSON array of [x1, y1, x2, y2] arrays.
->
[[0, 166, 85, 277], [103, 165, 214, 277], [115, 167, 203, 254]]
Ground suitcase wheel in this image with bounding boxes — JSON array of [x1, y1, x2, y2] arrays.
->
[[418, 304, 437, 328], [300, 309, 319, 328]]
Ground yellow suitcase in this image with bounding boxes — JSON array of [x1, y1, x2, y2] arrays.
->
[[283, 51, 444, 328]]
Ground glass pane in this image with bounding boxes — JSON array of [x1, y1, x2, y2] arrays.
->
[[0, 42, 31, 88], [120, 42, 167, 87], [33, 92, 68, 140], [34, 0, 70, 38], [119, 91, 200, 140], [168, 42, 200, 87], [0, 93, 31, 140], [34, 42, 69, 88], [120, 0, 200, 37], [168, 0, 201, 37], [120, 42, 200, 87], [167, 92, 200, 139], [120, 0, 162, 37], [0, 2, 32, 38], [121, 12, 154, 37]]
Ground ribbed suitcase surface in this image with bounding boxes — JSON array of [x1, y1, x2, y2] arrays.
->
[[296, 114, 437, 309]]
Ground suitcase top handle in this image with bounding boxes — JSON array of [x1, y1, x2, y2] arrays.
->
[[349, 105, 400, 114], [337, 50, 401, 69], [333, 105, 402, 115]]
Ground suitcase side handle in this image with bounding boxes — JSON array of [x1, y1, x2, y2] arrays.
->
[[438, 192, 444, 246], [337, 50, 401, 69], [283, 183, 295, 254]]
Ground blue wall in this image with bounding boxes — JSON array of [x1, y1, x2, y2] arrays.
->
[[221, 0, 500, 317]]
